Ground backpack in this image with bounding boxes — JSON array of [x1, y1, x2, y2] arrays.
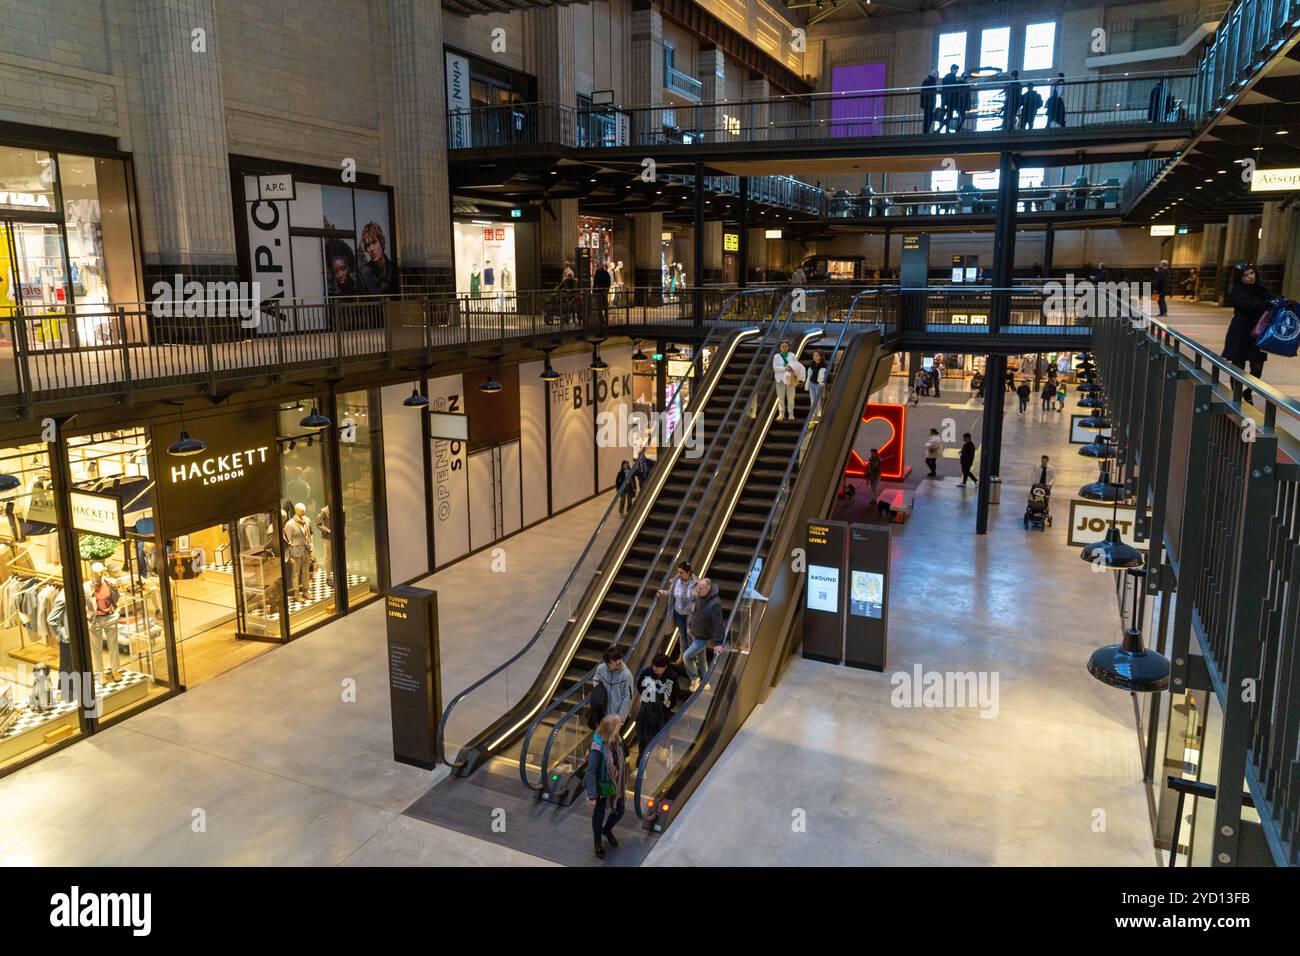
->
[[1255, 298, 1300, 357], [586, 681, 608, 730]]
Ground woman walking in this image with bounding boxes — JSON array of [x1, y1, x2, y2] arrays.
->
[[585, 714, 627, 859], [1222, 263, 1272, 404]]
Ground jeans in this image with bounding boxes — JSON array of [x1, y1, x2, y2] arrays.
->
[[1041, 395, 1052, 410], [1018, 397, 1028, 413], [869, 474, 881, 501], [618, 487, 634, 514], [960, 463, 976, 484], [593, 796, 626, 845], [672, 611, 689, 645], [808, 382, 823, 415], [925, 457, 937, 476], [1157, 293, 1167, 316], [683, 637, 712, 681]]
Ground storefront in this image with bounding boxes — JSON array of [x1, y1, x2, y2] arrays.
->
[[577, 215, 613, 286], [0, 386, 388, 775], [453, 220, 518, 300], [0, 143, 142, 325], [232, 159, 398, 311], [661, 230, 687, 299]]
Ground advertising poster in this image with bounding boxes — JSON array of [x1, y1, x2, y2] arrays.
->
[[428, 373, 469, 566], [807, 565, 841, 613], [850, 570, 884, 619]]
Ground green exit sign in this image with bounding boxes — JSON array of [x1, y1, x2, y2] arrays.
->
[[510, 208, 522, 219]]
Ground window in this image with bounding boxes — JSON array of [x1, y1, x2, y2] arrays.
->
[[1018, 167, 1045, 189], [971, 170, 999, 190], [931, 169, 958, 192], [937, 32, 966, 74], [1023, 22, 1056, 71], [979, 27, 1011, 72]]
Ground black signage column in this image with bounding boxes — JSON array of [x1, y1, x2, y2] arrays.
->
[[801, 519, 848, 664], [845, 524, 890, 670], [385, 585, 441, 769], [900, 233, 930, 335]]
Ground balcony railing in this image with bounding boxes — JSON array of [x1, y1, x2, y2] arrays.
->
[[664, 65, 703, 101], [1192, 0, 1300, 119], [446, 70, 1197, 154], [826, 180, 1124, 219]]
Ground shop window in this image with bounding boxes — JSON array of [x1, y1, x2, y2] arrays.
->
[[58, 155, 140, 308], [0, 443, 83, 770], [930, 169, 958, 193], [452, 221, 517, 302], [979, 27, 1011, 72], [277, 399, 337, 635], [64, 428, 174, 713], [337, 390, 380, 606]]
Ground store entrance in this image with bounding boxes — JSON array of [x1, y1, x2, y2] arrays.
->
[[167, 512, 285, 688]]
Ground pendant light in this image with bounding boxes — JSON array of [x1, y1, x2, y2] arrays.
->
[[1080, 486, 1143, 569], [540, 361, 561, 381], [1087, 570, 1169, 692], [0, 473, 21, 492], [403, 385, 429, 408], [665, 343, 681, 356], [1077, 394, 1105, 408], [1080, 467, 1122, 502], [480, 376, 503, 393], [1076, 380, 1096, 393], [1078, 408, 1112, 431], [631, 342, 648, 362], [300, 405, 331, 430], [1078, 437, 1117, 460], [590, 347, 608, 371], [167, 404, 206, 457]]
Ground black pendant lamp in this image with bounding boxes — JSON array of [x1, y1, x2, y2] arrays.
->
[[540, 361, 561, 381], [1080, 469, 1122, 502], [1076, 380, 1096, 393], [1077, 394, 1105, 408], [480, 376, 503, 393], [0, 473, 19, 492], [403, 385, 429, 408], [1078, 436, 1117, 460], [631, 343, 648, 362], [590, 348, 608, 371], [1087, 570, 1169, 692], [665, 343, 681, 356], [1078, 408, 1112, 431], [167, 404, 206, 457], [300, 405, 331, 430], [1079, 487, 1142, 569]]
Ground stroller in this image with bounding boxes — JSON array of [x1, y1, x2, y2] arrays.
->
[[1023, 483, 1052, 532]]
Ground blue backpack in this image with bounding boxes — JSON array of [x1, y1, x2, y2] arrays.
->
[[1255, 298, 1300, 357]]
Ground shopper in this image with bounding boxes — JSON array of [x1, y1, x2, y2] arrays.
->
[[931, 360, 942, 397], [635, 652, 681, 758], [866, 448, 883, 502], [772, 339, 806, 421], [954, 71, 973, 132], [656, 560, 697, 647], [914, 369, 929, 397], [1152, 259, 1171, 317], [1016, 381, 1031, 413], [1002, 71, 1022, 130], [924, 428, 942, 478], [1056, 382, 1067, 411], [940, 64, 961, 131], [806, 349, 829, 416], [1019, 84, 1043, 130], [593, 259, 612, 325], [790, 264, 808, 287], [1222, 263, 1272, 403], [921, 70, 940, 132], [585, 713, 626, 860], [1033, 455, 1056, 489], [616, 459, 636, 515], [970, 371, 984, 399], [683, 577, 724, 691], [595, 645, 634, 719], [958, 433, 977, 486], [632, 447, 653, 492], [1046, 73, 1066, 128], [1040, 378, 1055, 411], [283, 503, 315, 603]]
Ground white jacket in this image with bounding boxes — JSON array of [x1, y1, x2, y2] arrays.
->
[[925, 435, 942, 458], [805, 363, 828, 391], [1031, 463, 1056, 486], [773, 351, 806, 385]]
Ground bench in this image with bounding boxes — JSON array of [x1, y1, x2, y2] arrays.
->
[[875, 487, 911, 523]]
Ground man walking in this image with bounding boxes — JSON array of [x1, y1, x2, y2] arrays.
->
[[1033, 454, 1056, 489], [958, 433, 977, 486], [1153, 259, 1171, 317], [1016, 381, 1031, 413], [866, 447, 883, 502]]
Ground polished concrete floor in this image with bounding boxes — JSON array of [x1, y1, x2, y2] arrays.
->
[[0, 375, 1158, 866]]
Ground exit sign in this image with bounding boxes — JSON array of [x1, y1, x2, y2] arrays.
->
[[510, 208, 522, 219]]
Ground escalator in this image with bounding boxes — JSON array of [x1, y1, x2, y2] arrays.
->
[[437, 316, 788, 777], [519, 324, 826, 800], [631, 322, 888, 830]]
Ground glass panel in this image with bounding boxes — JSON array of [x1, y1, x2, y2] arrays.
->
[[278, 399, 337, 634], [66, 427, 173, 719], [930, 169, 958, 192], [937, 31, 966, 74], [338, 390, 379, 605], [979, 26, 1011, 72], [0, 148, 58, 215], [9, 221, 70, 321], [1023, 22, 1056, 71], [0, 442, 84, 771], [59, 155, 139, 308]]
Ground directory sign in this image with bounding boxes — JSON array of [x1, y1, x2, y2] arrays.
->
[[802, 519, 848, 664], [845, 523, 890, 670], [386, 586, 442, 769]]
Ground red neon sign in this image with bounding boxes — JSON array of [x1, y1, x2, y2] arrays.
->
[[843, 401, 907, 481]]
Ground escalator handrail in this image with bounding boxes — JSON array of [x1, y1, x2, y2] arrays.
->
[[522, 306, 794, 793], [436, 319, 737, 768], [529, 296, 823, 796], [633, 306, 862, 818]]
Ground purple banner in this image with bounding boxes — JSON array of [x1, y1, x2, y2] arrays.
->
[[831, 64, 887, 138]]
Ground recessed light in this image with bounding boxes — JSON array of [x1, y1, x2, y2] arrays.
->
[[1204, 178, 1213, 182], [1278, 130, 1289, 135]]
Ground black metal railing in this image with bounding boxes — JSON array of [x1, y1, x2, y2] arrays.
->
[[1192, 0, 1300, 119], [827, 180, 1123, 219], [1093, 300, 1300, 867]]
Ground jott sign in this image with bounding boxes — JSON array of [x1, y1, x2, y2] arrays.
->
[[1066, 500, 1146, 551]]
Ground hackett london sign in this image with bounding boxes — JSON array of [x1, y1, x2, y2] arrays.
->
[[152, 408, 280, 533]]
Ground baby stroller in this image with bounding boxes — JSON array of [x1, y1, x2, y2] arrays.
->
[[1023, 483, 1052, 531]]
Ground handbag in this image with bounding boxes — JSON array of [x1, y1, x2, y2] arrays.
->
[[1256, 298, 1300, 357]]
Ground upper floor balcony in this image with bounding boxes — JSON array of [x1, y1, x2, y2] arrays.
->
[[664, 65, 703, 102]]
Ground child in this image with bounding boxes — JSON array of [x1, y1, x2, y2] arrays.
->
[[1056, 382, 1067, 412]]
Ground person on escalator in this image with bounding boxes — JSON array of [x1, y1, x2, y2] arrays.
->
[[585, 713, 627, 860], [595, 646, 634, 719], [635, 653, 682, 759], [683, 577, 724, 692], [616, 460, 636, 515], [657, 560, 697, 651], [772, 339, 806, 422]]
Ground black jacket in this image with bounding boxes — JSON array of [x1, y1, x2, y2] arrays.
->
[[1223, 280, 1273, 366], [688, 581, 724, 644], [960, 440, 976, 465], [1016, 383, 1031, 399], [616, 466, 635, 492], [921, 74, 937, 107], [593, 267, 612, 291], [635, 664, 682, 729], [1152, 268, 1170, 295]]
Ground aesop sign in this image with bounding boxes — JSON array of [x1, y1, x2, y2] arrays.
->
[[152, 408, 280, 533]]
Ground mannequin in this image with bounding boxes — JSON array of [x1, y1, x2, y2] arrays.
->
[[47, 588, 72, 696], [469, 263, 481, 298], [483, 258, 495, 292], [500, 263, 512, 292], [283, 503, 315, 603], [84, 561, 122, 682], [612, 260, 624, 305]]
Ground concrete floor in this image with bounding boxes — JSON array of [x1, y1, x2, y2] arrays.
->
[[0, 374, 1159, 867]]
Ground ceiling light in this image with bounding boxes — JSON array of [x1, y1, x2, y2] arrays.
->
[[402, 386, 429, 408], [168, 429, 205, 457], [480, 376, 503, 393], [300, 406, 331, 430]]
